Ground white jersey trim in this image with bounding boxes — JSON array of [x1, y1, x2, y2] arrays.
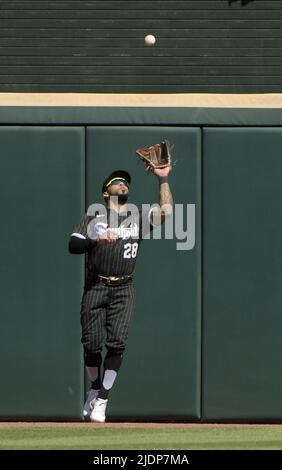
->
[[71, 232, 86, 239]]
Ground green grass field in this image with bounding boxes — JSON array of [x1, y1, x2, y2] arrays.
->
[[1, 425, 282, 450]]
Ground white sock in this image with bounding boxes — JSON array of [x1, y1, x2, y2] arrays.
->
[[102, 370, 117, 390]]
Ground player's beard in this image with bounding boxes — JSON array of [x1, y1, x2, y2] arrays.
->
[[117, 193, 128, 204]]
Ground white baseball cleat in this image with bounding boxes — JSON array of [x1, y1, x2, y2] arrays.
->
[[83, 389, 99, 419], [90, 398, 108, 423]]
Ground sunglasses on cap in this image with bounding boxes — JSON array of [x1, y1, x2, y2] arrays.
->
[[106, 178, 129, 188]]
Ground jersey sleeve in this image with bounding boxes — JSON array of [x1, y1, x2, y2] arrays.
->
[[71, 214, 93, 239]]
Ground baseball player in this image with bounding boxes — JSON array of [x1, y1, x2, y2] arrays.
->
[[69, 146, 173, 423]]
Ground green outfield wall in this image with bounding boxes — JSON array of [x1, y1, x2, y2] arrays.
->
[[202, 127, 282, 421], [0, 108, 281, 421], [0, 127, 85, 419]]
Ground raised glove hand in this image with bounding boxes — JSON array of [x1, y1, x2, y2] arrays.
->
[[136, 140, 173, 174]]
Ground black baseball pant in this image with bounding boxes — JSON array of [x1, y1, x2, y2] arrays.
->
[[80, 280, 135, 365]]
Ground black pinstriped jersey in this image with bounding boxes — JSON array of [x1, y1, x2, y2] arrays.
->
[[71, 207, 153, 277]]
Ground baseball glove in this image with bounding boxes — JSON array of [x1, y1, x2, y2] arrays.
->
[[136, 139, 173, 171]]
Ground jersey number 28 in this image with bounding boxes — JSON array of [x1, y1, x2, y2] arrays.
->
[[123, 242, 138, 259]]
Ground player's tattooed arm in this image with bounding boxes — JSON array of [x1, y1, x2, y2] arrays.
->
[[151, 166, 173, 225], [159, 176, 173, 209]]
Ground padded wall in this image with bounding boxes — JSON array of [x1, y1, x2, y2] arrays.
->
[[202, 128, 282, 420], [1, 122, 282, 422], [0, 127, 85, 418], [86, 127, 202, 419]]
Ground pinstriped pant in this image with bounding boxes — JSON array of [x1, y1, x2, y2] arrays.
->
[[80, 280, 135, 364]]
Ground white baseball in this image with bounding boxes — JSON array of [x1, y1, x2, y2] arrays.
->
[[145, 34, 156, 46]]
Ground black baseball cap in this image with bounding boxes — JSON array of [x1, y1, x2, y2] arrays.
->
[[102, 170, 131, 193]]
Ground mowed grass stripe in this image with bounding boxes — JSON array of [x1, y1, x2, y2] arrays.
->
[[1, 426, 282, 450]]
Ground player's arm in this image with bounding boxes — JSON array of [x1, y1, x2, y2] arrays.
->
[[69, 234, 94, 254], [69, 232, 116, 253], [150, 166, 173, 226], [69, 214, 117, 254], [68, 214, 94, 254]]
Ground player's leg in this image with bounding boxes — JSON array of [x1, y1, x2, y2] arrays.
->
[[83, 354, 102, 420], [80, 283, 107, 419], [99, 282, 135, 399], [90, 282, 135, 423]]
